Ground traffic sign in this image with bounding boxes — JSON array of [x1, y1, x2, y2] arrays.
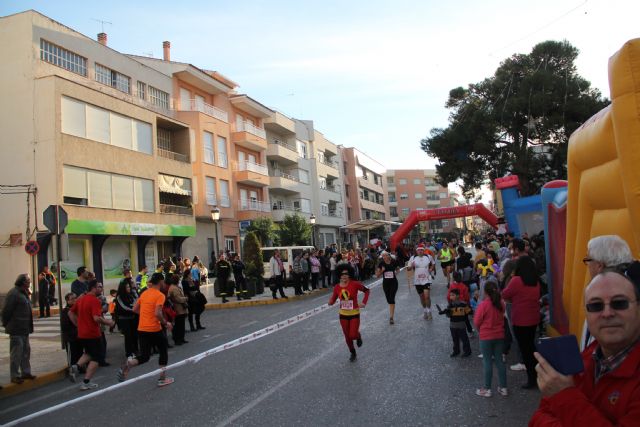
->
[[24, 240, 40, 255], [239, 220, 251, 230], [43, 205, 68, 234]]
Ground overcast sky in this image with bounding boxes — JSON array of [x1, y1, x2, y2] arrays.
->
[[3, 0, 640, 172]]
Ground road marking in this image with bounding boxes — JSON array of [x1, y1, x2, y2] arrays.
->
[[0, 383, 78, 416], [216, 342, 341, 427], [239, 320, 258, 328], [200, 333, 224, 342], [3, 277, 383, 427], [269, 311, 282, 317]]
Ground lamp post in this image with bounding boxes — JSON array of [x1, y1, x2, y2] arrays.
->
[[309, 214, 316, 248], [211, 207, 220, 259]]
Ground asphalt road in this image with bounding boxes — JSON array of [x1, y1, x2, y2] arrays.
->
[[0, 269, 541, 427]]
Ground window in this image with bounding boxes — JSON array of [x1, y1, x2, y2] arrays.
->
[[401, 208, 410, 216], [63, 166, 88, 205], [388, 192, 396, 202], [414, 193, 423, 199], [344, 184, 349, 197], [413, 178, 421, 185], [217, 136, 228, 168], [203, 132, 214, 164], [400, 193, 408, 200], [148, 86, 169, 109], [95, 63, 131, 94], [297, 140, 307, 159], [137, 81, 146, 100], [387, 176, 394, 185], [399, 178, 407, 185], [425, 178, 436, 186], [219, 180, 230, 207], [442, 220, 450, 227], [40, 39, 87, 76], [225, 238, 235, 253], [319, 177, 326, 189], [347, 207, 352, 221], [390, 207, 398, 217], [317, 151, 325, 163], [294, 199, 311, 213], [87, 172, 152, 211], [157, 129, 171, 151], [440, 192, 448, 199], [180, 88, 191, 110], [205, 177, 216, 206], [298, 169, 310, 184], [321, 203, 329, 216], [61, 97, 152, 154]]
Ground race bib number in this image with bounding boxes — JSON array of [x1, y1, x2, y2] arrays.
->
[[384, 271, 394, 279], [340, 300, 354, 310]]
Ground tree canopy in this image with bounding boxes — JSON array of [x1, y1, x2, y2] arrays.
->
[[243, 231, 264, 282], [246, 217, 277, 246], [421, 40, 609, 197], [278, 213, 312, 246]]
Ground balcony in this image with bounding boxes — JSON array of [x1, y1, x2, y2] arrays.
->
[[264, 110, 296, 135], [160, 204, 193, 216], [427, 198, 441, 207], [358, 176, 383, 192], [237, 200, 271, 221], [271, 204, 311, 222], [233, 161, 270, 187], [158, 148, 189, 163], [321, 185, 342, 202], [269, 170, 305, 195], [232, 120, 267, 151], [179, 98, 228, 122], [317, 158, 339, 179], [266, 139, 298, 165]]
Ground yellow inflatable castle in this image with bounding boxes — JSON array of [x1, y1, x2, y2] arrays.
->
[[564, 39, 640, 345]]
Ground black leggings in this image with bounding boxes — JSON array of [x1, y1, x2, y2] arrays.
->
[[513, 325, 538, 384], [137, 331, 168, 366], [382, 280, 398, 304]]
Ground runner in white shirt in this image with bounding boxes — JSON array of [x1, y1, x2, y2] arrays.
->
[[407, 245, 436, 320]]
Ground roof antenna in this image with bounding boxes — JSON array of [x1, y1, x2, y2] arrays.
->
[[92, 18, 112, 33]]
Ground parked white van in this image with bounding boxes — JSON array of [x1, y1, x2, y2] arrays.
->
[[262, 246, 315, 278]]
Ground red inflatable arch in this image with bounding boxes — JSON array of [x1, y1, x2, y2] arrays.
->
[[389, 204, 499, 251]]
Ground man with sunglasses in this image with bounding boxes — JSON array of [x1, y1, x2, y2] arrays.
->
[[529, 262, 640, 425]]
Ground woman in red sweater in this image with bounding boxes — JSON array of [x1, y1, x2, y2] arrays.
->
[[501, 256, 541, 389], [329, 264, 370, 361], [474, 280, 507, 398]]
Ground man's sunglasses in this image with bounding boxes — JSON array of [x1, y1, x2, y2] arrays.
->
[[585, 299, 638, 313]]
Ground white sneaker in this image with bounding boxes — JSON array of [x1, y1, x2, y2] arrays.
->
[[498, 387, 508, 396], [477, 354, 483, 358], [510, 363, 526, 371], [423, 311, 429, 320], [80, 381, 98, 391], [475, 388, 492, 398]]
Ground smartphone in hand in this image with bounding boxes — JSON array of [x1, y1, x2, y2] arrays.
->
[[535, 335, 584, 375]]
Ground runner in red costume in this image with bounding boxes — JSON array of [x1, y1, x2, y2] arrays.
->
[[329, 264, 370, 361]]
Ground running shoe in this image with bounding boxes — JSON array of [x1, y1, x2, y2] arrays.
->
[[475, 388, 492, 398], [498, 387, 508, 396], [510, 363, 526, 371], [117, 365, 129, 382], [349, 351, 357, 362], [426, 312, 433, 321], [157, 377, 175, 387], [389, 318, 394, 325], [423, 311, 429, 320], [69, 364, 79, 383], [477, 354, 483, 358], [356, 337, 363, 347], [80, 381, 98, 391]]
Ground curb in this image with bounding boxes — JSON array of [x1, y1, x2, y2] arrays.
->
[[2, 288, 331, 398], [0, 368, 67, 399]]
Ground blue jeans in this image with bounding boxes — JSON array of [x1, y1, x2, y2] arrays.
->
[[480, 339, 506, 388]]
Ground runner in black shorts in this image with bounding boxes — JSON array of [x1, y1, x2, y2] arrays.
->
[[375, 251, 400, 324], [438, 241, 457, 285], [407, 245, 436, 320]]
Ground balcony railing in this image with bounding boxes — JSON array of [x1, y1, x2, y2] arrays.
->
[[272, 204, 311, 214], [160, 204, 193, 215], [157, 148, 189, 163], [317, 157, 338, 169], [236, 160, 268, 176], [219, 196, 231, 208], [270, 139, 296, 152], [388, 197, 397, 203], [323, 209, 343, 218], [238, 200, 271, 212], [181, 99, 228, 122], [271, 170, 300, 182], [236, 120, 266, 139], [360, 195, 385, 205]]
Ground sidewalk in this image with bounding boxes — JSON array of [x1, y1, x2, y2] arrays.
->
[[0, 284, 330, 398]]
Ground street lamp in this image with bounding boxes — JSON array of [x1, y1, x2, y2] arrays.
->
[[309, 214, 316, 247], [211, 207, 220, 260]]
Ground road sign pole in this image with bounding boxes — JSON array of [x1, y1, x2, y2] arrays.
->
[[55, 206, 65, 350]]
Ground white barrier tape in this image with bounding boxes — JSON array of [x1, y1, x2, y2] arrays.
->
[[4, 276, 385, 427]]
